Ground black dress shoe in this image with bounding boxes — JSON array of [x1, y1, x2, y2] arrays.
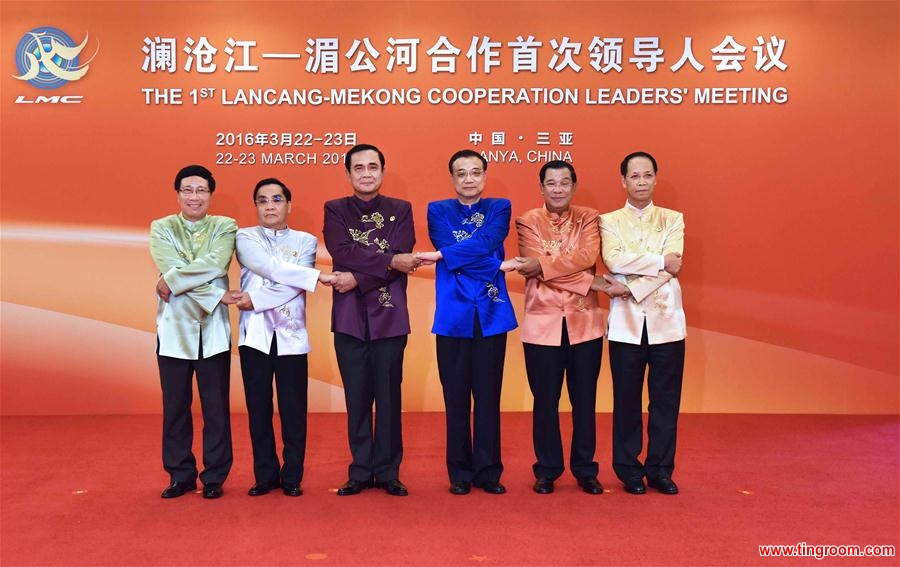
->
[[623, 477, 646, 494], [248, 480, 280, 496], [336, 479, 371, 496], [474, 481, 506, 494], [376, 479, 408, 496], [647, 476, 679, 494], [282, 483, 303, 497], [161, 480, 196, 499], [202, 483, 223, 499], [577, 477, 604, 495], [533, 478, 554, 494], [449, 481, 471, 495]]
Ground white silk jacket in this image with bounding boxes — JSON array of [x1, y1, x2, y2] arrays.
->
[[600, 202, 686, 345], [236, 226, 320, 356]]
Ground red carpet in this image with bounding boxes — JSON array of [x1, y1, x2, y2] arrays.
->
[[1, 413, 897, 566]]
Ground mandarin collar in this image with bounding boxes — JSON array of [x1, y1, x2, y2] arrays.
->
[[260, 225, 290, 237], [625, 201, 654, 216], [543, 205, 572, 223], [179, 213, 209, 231], [456, 198, 482, 212], [352, 193, 382, 211]]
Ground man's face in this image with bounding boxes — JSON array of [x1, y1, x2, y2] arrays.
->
[[540, 167, 576, 214], [451, 156, 487, 205], [622, 156, 657, 209], [177, 175, 212, 221], [255, 183, 291, 229], [346, 150, 384, 200]]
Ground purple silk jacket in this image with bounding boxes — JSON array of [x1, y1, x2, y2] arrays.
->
[[323, 194, 415, 341]]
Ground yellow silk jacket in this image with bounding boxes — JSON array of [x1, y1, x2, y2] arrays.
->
[[600, 203, 686, 345]]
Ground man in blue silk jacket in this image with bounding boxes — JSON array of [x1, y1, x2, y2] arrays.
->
[[417, 149, 518, 496]]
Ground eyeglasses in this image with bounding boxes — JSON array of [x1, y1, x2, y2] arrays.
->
[[542, 181, 574, 190], [454, 169, 484, 180], [179, 186, 211, 196], [255, 195, 287, 205]]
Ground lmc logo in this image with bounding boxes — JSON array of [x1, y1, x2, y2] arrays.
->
[[13, 26, 99, 104]]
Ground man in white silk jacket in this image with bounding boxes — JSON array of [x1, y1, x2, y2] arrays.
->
[[150, 164, 238, 500], [600, 151, 686, 496], [234, 178, 334, 498]]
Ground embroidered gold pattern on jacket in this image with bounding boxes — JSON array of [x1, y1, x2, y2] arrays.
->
[[373, 237, 389, 252], [361, 212, 385, 229], [547, 218, 573, 235], [378, 286, 394, 308], [350, 213, 391, 253], [541, 239, 575, 255], [349, 227, 375, 246], [541, 239, 563, 254]]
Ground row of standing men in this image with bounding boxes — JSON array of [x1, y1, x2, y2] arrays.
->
[[149, 145, 686, 500]]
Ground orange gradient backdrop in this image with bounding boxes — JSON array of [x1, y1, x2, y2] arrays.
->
[[1, 1, 897, 415]]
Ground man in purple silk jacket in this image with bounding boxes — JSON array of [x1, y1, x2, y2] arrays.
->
[[323, 144, 421, 497]]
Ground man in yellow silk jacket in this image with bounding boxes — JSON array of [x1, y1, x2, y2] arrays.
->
[[149, 165, 238, 500], [600, 152, 686, 496], [514, 160, 627, 496]]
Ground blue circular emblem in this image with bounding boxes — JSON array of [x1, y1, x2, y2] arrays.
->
[[14, 27, 80, 90]]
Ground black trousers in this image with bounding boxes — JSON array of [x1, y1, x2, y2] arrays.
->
[[435, 315, 507, 484], [333, 332, 407, 482], [524, 320, 603, 481], [157, 346, 232, 485], [239, 336, 308, 486], [609, 324, 685, 481]]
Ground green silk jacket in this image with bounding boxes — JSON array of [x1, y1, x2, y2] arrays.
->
[[149, 213, 237, 359]]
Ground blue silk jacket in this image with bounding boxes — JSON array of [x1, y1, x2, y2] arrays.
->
[[427, 197, 517, 338]]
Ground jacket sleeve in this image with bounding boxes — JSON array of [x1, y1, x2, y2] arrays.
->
[[355, 202, 415, 294], [603, 212, 684, 303], [324, 200, 413, 294], [600, 213, 664, 277], [150, 217, 235, 313], [248, 283, 302, 312], [430, 200, 508, 281], [236, 230, 320, 291], [516, 212, 596, 296]]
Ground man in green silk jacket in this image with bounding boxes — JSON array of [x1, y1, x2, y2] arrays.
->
[[149, 164, 238, 500]]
